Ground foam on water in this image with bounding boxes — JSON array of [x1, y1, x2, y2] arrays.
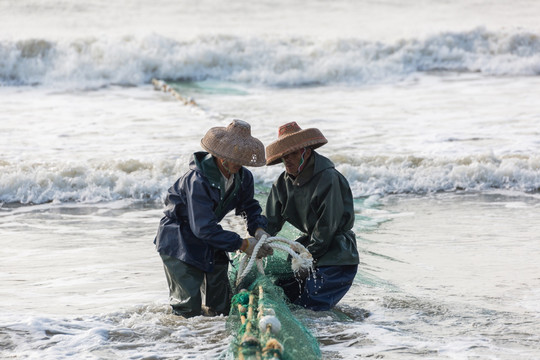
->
[[1, 28, 540, 88], [339, 153, 540, 197], [1, 153, 539, 205], [0, 305, 231, 360]]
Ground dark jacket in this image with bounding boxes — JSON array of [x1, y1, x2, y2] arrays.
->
[[265, 151, 359, 267], [154, 152, 268, 272]]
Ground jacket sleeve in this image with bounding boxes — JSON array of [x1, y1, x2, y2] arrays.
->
[[184, 172, 243, 252], [235, 170, 268, 236], [264, 181, 286, 236], [308, 171, 345, 260]]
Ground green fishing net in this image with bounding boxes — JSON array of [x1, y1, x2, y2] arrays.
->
[[227, 250, 322, 360]]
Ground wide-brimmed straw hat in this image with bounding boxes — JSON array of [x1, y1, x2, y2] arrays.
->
[[201, 119, 266, 167], [266, 122, 327, 165]]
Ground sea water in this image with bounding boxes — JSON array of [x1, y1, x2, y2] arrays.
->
[[1, 0, 539, 359]]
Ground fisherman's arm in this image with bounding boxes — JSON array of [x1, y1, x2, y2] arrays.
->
[[185, 172, 243, 252]]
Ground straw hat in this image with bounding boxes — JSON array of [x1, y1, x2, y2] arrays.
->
[[201, 119, 266, 167], [266, 122, 328, 165]]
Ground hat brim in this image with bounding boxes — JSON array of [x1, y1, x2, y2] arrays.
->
[[266, 128, 327, 165], [201, 127, 266, 167]]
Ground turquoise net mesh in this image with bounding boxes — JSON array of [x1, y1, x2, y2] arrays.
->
[[227, 250, 321, 360]]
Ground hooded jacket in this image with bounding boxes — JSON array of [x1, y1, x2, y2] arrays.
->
[[154, 151, 267, 272], [265, 151, 359, 267]]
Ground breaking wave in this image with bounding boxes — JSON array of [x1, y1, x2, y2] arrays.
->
[[336, 153, 540, 197], [1, 154, 539, 205], [1, 27, 540, 88]]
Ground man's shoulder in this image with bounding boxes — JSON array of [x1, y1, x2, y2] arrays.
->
[[176, 167, 209, 190], [313, 166, 341, 184], [313, 160, 351, 190]]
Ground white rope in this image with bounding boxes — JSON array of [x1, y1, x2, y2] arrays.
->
[[236, 236, 268, 282], [235, 235, 313, 286]]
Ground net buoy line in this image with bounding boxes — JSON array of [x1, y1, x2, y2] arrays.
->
[[233, 286, 284, 360], [151, 78, 200, 107], [229, 236, 320, 360], [152, 78, 229, 122]]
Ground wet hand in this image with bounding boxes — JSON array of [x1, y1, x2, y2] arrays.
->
[[257, 243, 274, 258], [254, 228, 271, 241], [241, 237, 258, 256]]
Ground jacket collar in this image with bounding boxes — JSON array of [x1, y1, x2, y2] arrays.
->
[[191, 151, 243, 197], [192, 152, 222, 185], [285, 151, 334, 186]]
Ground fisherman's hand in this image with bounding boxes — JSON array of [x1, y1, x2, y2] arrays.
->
[[254, 228, 273, 258], [254, 228, 271, 241], [241, 237, 273, 258], [257, 243, 274, 258], [241, 237, 258, 256]]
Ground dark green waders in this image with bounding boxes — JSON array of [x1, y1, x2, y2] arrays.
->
[[160, 253, 232, 317]]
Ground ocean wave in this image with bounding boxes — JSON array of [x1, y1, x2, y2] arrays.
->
[[0, 159, 180, 205], [1, 28, 539, 88], [1, 154, 538, 205], [338, 153, 540, 197]]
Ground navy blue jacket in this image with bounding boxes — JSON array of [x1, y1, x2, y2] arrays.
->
[[154, 152, 267, 272]]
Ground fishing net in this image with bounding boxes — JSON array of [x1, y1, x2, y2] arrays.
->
[[226, 236, 322, 360]]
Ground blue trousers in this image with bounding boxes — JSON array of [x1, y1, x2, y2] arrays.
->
[[277, 265, 358, 311]]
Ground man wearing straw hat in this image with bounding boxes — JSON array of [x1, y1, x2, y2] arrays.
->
[[154, 119, 273, 317], [265, 122, 359, 311]]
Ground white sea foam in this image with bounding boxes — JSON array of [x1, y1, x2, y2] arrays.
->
[[1, 28, 540, 88], [338, 153, 540, 197], [0, 158, 176, 204], [0, 306, 230, 360], [1, 154, 538, 205]]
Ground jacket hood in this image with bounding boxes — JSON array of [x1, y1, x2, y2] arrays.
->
[[190, 151, 245, 192], [287, 151, 334, 187], [191, 151, 216, 175], [311, 151, 334, 175]]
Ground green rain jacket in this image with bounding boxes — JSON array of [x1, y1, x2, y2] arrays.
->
[[265, 151, 359, 267]]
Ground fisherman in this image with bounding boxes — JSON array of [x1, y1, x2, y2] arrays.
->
[[154, 119, 273, 317], [264, 122, 359, 311]]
